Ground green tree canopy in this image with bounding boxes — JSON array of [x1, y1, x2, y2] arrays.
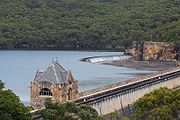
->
[[40, 100, 101, 120], [0, 80, 4, 90], [0, 80, 31, 120], [133, 87, 180, 120]]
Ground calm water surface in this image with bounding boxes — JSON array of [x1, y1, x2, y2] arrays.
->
[[0, 50, 153, 104]]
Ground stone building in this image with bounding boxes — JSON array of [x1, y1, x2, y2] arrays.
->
[[30, 59, 79, 109]]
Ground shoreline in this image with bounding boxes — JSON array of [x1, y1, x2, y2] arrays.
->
[[0, 48, 123, 52], [105, 60, 178, 71], [80, 54, 178, 71]]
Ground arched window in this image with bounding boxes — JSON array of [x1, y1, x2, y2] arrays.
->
[[40, 88, 53, 96]]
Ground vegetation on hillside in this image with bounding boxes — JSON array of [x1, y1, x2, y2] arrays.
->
[[0, 0, 179, 49], [0, 80, 31, 120]]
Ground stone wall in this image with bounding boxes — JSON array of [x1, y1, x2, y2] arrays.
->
[[30, 81, 63, 109], [30, 78, 78, 109]]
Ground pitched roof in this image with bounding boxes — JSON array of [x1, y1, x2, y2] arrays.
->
[[34, 61, 68, 83]]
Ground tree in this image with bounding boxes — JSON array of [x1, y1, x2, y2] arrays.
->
[[0, 80, 4, 90], [0, 80, 31, 120], [40, 100, 101, 120], [133, 87, 180, 120]]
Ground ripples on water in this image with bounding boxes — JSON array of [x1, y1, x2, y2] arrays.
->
[[0, 50, 154, 105]]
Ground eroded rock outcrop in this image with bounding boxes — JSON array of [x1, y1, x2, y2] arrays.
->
[[126, 41, 178, 61]]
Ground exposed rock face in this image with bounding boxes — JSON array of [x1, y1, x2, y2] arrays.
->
[[126, 41, 176, 61], [30, 60, 78, 109], [143, 41, 175, 61], [125, 41, 142, 60]]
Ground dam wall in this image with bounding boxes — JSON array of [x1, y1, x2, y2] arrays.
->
[[91, 77, 180, 115], [79, 67, 179, 97]]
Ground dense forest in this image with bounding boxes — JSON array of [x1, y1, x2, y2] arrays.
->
[[0, 0, 179, 49]]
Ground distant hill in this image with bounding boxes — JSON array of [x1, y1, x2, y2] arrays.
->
[[0, 0, 179, 49]]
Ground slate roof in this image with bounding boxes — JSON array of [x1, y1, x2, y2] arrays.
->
[[34, 61, 68, 83]]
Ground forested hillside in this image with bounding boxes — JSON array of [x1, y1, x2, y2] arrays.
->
[[0, 0, 179, 49]]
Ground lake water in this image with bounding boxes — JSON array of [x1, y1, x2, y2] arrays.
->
[[0, 50, 153, 104]]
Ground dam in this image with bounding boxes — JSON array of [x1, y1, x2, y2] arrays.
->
[[31, 66, 180, 119], [75, 67, 180, 114], [30, 54, 180, 119]]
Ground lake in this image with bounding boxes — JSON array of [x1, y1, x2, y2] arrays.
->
[[0, 50, 153, 104]]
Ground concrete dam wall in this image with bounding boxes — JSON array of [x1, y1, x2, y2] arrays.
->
[[75, 68, 180, 115], [91, 76, 180, 115]]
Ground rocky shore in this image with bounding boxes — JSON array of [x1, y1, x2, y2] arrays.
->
[[105, 60, 178, 71]]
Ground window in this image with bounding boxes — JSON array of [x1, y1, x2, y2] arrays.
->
[[68, 88, 73, 100], [40, 88, 53, 96]]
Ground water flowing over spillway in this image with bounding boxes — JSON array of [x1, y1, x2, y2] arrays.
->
[[81, 55, 132, 63]]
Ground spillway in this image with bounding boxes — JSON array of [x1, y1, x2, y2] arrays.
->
[[81, 55, 132, 63]]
